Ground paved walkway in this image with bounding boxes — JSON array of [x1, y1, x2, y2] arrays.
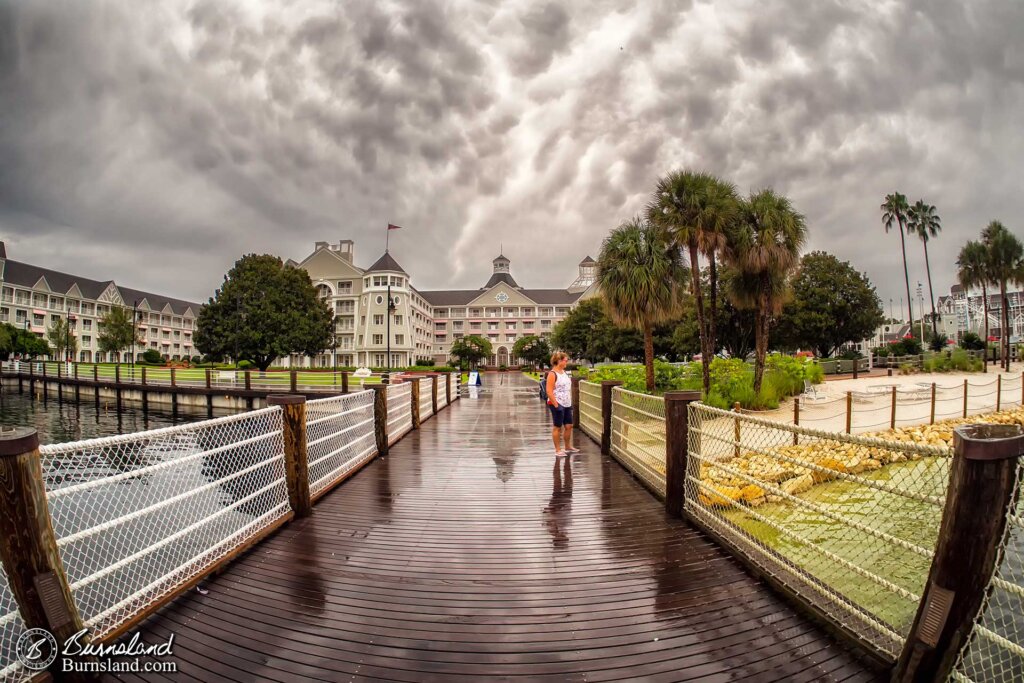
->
[[111, 374, 883, 682]]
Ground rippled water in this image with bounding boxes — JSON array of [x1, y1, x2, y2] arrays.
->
[[0, 390, 225, 444]]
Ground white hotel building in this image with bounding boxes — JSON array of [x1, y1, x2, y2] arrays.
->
[[0, 242, 201, 362], [285, 240, 599, 368]]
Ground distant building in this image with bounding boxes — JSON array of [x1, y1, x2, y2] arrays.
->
[[0, 242, 202, 362], [288, 240, 599, 368], [938, 284, 1024, 343]]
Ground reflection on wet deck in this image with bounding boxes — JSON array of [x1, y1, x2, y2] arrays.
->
[[110, 374, 884, 682]]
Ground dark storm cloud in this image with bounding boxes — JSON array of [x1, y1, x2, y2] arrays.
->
[[0, 0, 1022, 308]]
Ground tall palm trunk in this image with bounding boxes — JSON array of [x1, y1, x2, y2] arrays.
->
[[643, 322, 655, 392], [708, 253, 718, 357], [982, 283, 989, 373], [923, 240, 937, 340], [1001, 281, 1009, 371], [753, 279, 770, 394], [898, 219, 914, 330], [688, 240, 711, 393]]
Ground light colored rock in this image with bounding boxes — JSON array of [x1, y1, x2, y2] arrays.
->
[[780, 473, 814, 496]]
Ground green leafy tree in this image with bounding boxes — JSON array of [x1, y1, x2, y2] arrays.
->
[[775, 252, 884, 359], [194, 254, 333, 371], [449, 334, 492, 369], [648, 170, 738, 392], [98, 306, 141, 360], [728, 189, 807, 392], [597, 217, 687, 391], [142, 348, 164, 364], [45, 318, 79, 360], [957, 240, 993, 372], [907, 200, 942, 339], [512, 335, 551, 369], [550, 299, 612, 364], [881, 192, 914, 331], [1, 324, 50, 359], [982, 221, 1024, 370]]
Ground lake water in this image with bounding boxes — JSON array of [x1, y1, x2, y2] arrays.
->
[[0, 390, 225, 445]]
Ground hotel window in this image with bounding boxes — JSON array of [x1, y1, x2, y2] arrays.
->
[[373, 314, 384, 325], [395, 334, 405, 344], [556, 307, 569, 315], [372, 334, 384, 345], [488, 322, 499, 331], [66, 299, 79, 312], [373, 276, 388, 287], [390, 276, 403, 287], [32, 313, 44, 326], [522, 320, 534, 328], [435, 309, 447, 318], [506, 334, 516, 342], [1, 287, 11, 302], [435, 322, 447, 331], [15, 310, 27, 324], [0, 307, 7, 322], [173, 317, 181, 326], [452, 321, 464, 330], [469, 308, 481, 317], [50, 297, 63, 309], [505, 322, 516, 330], [453, 333, 463, 339], [470, 322, 482, 330], [364, 278, 371, 288], [488, 334, 498, 341], [82, 319, 92, 329], [33, 294, 47, 307], [435, 334, 447, 343], [82, 336, 91, 346], [539, 307, 553, 316], [394, 315, 403, 325], [337, 280, 353, 294], [452, 308, 466, 317], [522, 307, 534, 317], [541, 320, 552, 328]]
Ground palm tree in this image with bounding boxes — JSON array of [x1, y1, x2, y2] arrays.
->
[[907, 200, 941, 339], [647, 170, 738, 393], [957, 240, 991, 373], [881, 193, 914, 330], [982, 221, 1024, 371], [597, 217, 687, 391], [727, 189, 807, 392]]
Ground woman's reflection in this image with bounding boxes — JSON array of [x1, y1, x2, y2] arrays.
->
[[543, 458, 573, 550]]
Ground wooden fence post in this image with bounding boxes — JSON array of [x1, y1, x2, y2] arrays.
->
[[793, 398, 799, 445], [266, 395, 311, 518], [410, 378, 421, 429], [244, 370, 251, 391], [600, 381, 622, 455], [0, 427, 90, 678], [444, 372, 452, 405], [431, 374, 439, 415], [930, 383, 937, 425], [891, 386, 898, 429], [893, 424, 1024, 683], [372, 385, 388, 456], [290, 370, 298, 393], [963, 379, 968, 419], [996, 374, 1002, 412], [341, 371, 349, 395], [170, 367, 176, 388], [664, 390, 702, 519], [115, 364, 120, 384], [571, 376, 581, 429], [732, 402, 741, 458], [853, 359, 859, 380], [846, 391, 853, 434]]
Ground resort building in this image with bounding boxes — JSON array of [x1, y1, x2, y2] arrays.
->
[[0, 242, 202, 362], [938, 284, 1024, 343], [287, 240, 599, 368]]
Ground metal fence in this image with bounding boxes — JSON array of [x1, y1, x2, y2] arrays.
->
[[952, 459, 1024, 682], [38, 407, 289, 640], [305, 392, 376, 499], [609, 387, 667, 497], [386, 383, 413, 446], [579, 381, 602, 442], [419, 378, 435, 422], [0, 568, 25, 683], [685, 403, 952, 658]]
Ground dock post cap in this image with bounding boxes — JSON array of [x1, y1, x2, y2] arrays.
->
[[954, 424, 1024, 461], [664, 390, 702, 402], [266, 394, 307, 406], [0, 426, 39, 456]]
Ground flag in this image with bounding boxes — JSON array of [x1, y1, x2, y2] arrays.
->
[[387, 223, 403, 230]]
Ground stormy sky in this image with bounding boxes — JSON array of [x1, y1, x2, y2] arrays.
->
[[1, 0, 1022, 312]]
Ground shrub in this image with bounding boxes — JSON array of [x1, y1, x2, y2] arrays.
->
[[959, 332, 985, 351], [414, 358, 436, 367], [141, 349, 163, 364], [237, 360, 256, 370], [899, 363, 918, 375], [929, 333, 949, 353]]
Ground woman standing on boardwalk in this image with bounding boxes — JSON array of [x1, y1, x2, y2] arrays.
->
[[546, 352, 579, 457]]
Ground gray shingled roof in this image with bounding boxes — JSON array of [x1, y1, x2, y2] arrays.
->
[[482, 272, 520, 289], [419, 287, 583, 307], [366, 251, 407, 274], [579, 255, 596, 265], [2, 259, 200, 316]]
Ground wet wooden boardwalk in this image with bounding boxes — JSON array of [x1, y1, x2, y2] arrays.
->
[[111, 374, 884, 682]]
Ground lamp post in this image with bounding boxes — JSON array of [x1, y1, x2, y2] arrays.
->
[[131, 300, 139, 367], [64, 310, 77, 364], [384, 281, 394, 385]]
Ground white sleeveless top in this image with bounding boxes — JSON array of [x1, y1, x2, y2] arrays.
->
[[553, 370, 572, 407]]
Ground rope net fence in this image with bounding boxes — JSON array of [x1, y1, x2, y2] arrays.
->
[[386, 383, 413, 446], [609, 387, 666, 497], [0, 567, 25, 683], [952, 459, 1024, 683], [419, 379, 435, 422], [578, 381, 602, 442], [38, 407, 289, 641], [685, 403, 952, 658], [306, 392, 377, 499]]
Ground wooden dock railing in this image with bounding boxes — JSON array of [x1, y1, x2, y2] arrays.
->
[[0, 373, 461, 680]]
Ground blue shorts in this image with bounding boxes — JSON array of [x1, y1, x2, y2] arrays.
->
[[549, 405, 573, 427]]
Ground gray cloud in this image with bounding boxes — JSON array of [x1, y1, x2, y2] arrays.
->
[[0, 0, 1022, 312]]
